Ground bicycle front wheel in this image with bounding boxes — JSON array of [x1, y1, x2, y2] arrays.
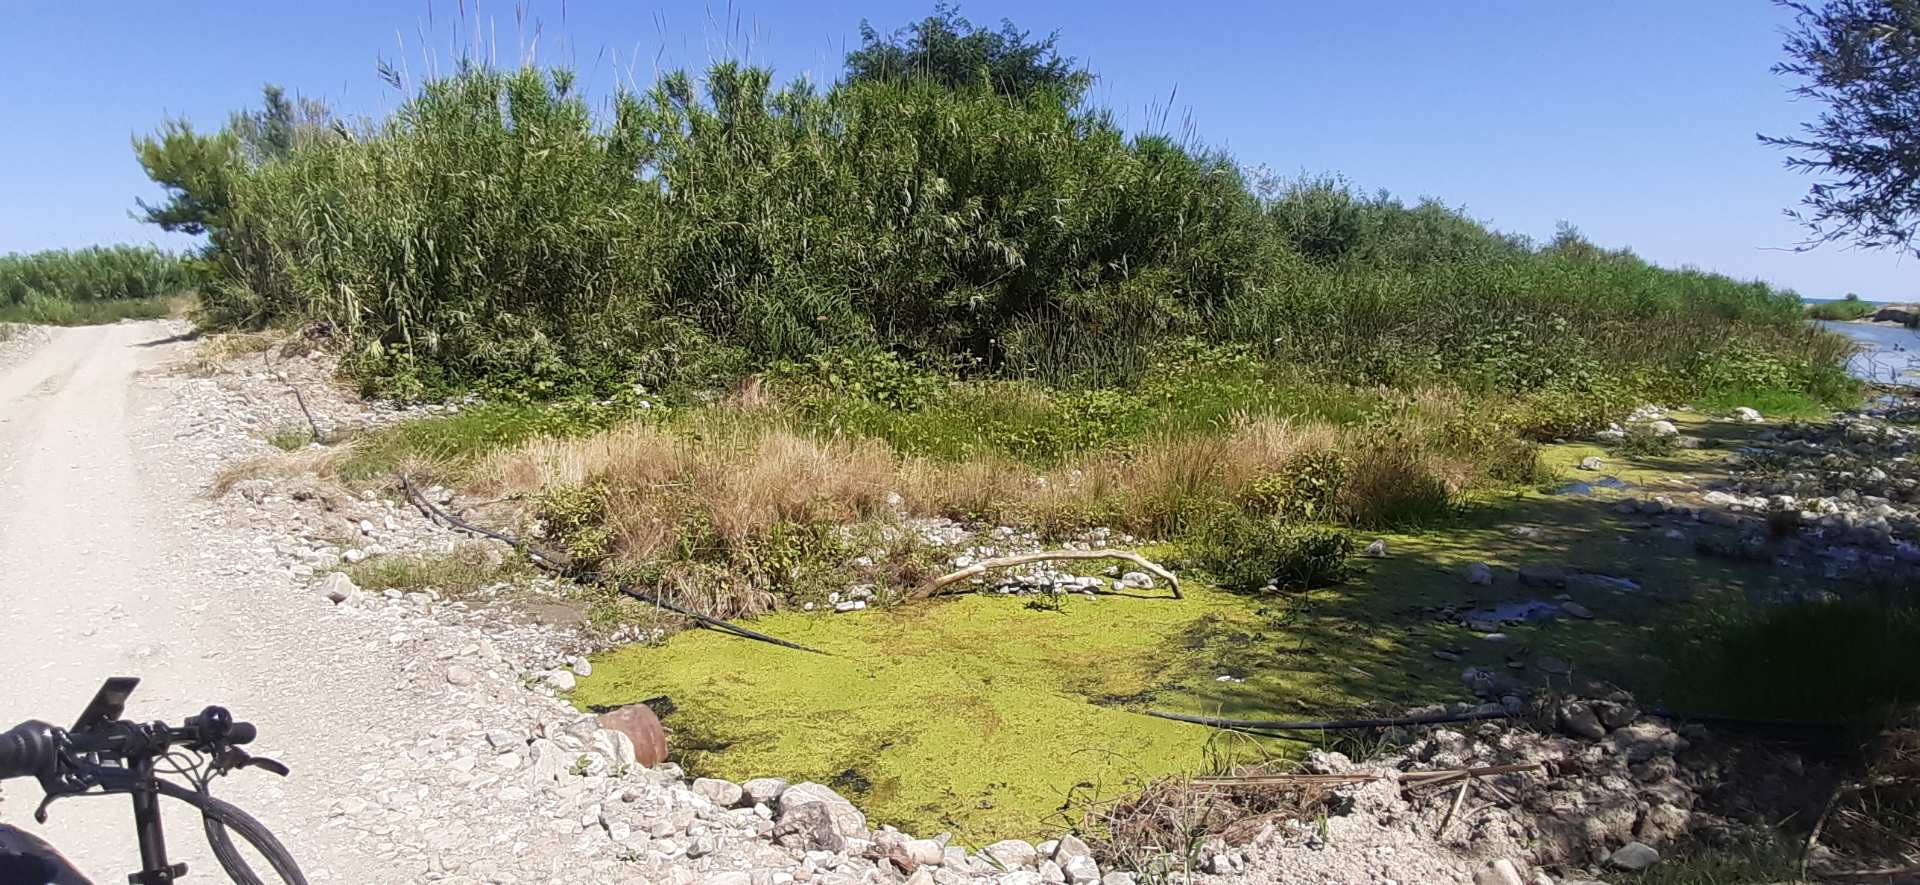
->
[[154, 779, 308, 885]]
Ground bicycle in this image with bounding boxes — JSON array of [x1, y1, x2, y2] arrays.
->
[[0, 677, 307, 884]]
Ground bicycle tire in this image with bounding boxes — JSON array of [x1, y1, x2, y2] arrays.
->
[[153, 780, 308, 885]]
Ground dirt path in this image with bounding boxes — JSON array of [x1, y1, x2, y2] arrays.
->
[[0, 322, 406, 882]]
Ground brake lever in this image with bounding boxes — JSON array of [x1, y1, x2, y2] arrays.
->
[[212, 746, 290, 778], [30, 754, 135, 823]]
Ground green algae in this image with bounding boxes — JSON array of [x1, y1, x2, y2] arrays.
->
[[573, 584, 1303, 843], [574, 413, 1840, 843]]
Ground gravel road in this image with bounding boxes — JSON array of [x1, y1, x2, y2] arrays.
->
[[0, 322, 419, 881]]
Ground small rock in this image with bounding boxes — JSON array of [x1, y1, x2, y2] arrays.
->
[[1557, 700, 1608, 740], [1363, 539, 1389, 558], [1465, 562, 1495, 585], [542, 670, 576, 692], [1061, 855, 1101, 884], [1733, 406, 1764, 423], [693, 777, 745, 808], [1648, 420, 1680, 437], [1560, 601, 1594, 619], [983, 839, 1039, 869], [833, 600, 867, 613], [743, 777, 789, 805], [902, 838, 945, 867], [1577, 456, 1604, 471], [1608, 840, 1661, 870], [778, 782, 867, 839], [770, 802, 844, 853], [444, 666, 476, 686], [1474, 859, 1525, 885], [317, 572, 358, 604], [1518, 564, 1568, 588]]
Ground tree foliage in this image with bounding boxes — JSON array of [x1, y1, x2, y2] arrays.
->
[[845, 3, 1090, 101], [1764, 0, 1920, 255]]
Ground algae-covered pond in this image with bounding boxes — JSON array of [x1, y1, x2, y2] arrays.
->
[[573, 417, 1825, 844]]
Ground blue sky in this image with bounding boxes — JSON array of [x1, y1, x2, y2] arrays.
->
[[0, 1, 1909, 297]]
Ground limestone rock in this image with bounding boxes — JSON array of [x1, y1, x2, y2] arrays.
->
[[983, 838, 1039, 869], [1608, 840, 1660, 870], [779, 782, 867, 839]]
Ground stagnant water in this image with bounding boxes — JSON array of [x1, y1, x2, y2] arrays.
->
[[1819, 319, 1920, 386]]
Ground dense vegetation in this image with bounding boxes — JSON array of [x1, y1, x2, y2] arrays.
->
[[137, 13, 1849, 411], [171, 6, 1863, 623], [0, 246, 190, 324]]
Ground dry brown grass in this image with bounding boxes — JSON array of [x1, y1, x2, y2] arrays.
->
[[210, 443, 361, 498], [475, 420, 898, 576], [475, 410, 1466, 554], [175, 329, 290, 377]]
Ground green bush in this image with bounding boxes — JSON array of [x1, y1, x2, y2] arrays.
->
[[1182, 508, 1354, 592], [1806, 297, 1874, 321], [1243, 449, 1350, 523]]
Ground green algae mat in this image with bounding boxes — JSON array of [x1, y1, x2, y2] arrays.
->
[[574, 415, 1832, 844]]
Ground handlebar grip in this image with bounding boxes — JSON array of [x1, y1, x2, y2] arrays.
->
[[226, 721, 256, 746], [0, 720, 60, 780]]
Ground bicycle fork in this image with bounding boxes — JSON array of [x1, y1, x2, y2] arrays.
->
[[128, 756, 186, 885]]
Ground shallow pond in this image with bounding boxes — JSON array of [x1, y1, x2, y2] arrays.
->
[[1819, 319, 1920, 386]]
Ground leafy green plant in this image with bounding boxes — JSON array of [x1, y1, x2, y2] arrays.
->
[[536, 483, 617, 564], [1181, 508, 1354, 592]]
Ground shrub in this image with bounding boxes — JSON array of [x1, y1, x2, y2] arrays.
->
[[1806, 298, 1874, 321], [1181, 508, 1354, 593]]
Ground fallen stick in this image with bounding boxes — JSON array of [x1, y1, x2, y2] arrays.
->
[[1147, 708, 1516, 733], [916, 549, 1181, 600], [1190, 763, 1541, 790], [400, 473, 830, 655], [1435, 779, 1470, 840]]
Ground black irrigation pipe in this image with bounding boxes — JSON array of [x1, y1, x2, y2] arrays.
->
[[1147, 708, 1517, 734], [399, 473, 831, 656], [1148, 706, 1856, 735], [263, 347, 326, 443]]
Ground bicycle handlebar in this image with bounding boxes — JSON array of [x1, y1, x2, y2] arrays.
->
[[0, 720, 60, 781], [0, 706, 258, 784]]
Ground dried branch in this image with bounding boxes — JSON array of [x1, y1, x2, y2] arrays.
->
[[916, 549, 1181, 599]]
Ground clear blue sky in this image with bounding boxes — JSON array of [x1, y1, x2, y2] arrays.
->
[[0, 1, 1908, 298]]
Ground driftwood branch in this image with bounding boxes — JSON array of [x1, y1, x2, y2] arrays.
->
[[400, 473, 830, 655], [1190, 763, 1543, 790], [916, 549, 1181, 600]]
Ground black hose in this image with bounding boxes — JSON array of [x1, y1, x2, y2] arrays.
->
[[1148, 706, 1855, 735], [400, 474, 831, 655], [1146, 708, 1519, 733]]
